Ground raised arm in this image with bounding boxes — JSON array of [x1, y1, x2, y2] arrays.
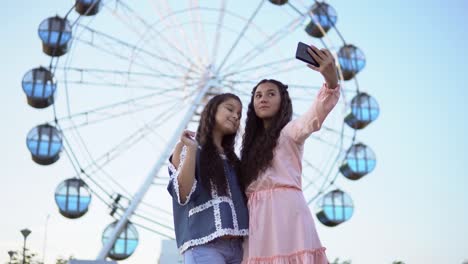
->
[[169, 141, 184, 169], [168, 130, 198, 205], [284, 46, 341, 144]]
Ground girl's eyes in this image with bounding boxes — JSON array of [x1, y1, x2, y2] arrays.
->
[[255, 93, 275, 98]]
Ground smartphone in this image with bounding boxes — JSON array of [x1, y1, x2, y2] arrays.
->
[[295, 42, 319, 67]]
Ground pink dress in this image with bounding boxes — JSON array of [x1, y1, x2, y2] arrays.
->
[[242, 83, 340, 264]]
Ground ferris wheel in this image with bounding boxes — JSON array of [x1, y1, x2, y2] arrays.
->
[[22, 0, 379, 261]]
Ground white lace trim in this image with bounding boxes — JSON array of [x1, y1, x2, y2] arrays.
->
[[168, 162, 177, 175], [179, 228, 249, 254], [188, 196, 232, 217], [170, 146, 197, 206], [211, 187, 223, 231]]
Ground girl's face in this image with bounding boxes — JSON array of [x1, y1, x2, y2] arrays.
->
[[214, 98, 242, 135], [253, 82, 281, 120]]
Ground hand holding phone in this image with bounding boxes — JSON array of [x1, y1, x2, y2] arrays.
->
[[295, 42, 319, 67]]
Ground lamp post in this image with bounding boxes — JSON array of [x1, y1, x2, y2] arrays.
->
[[20, 229, 31, 264], [8, 250, 15, 264]]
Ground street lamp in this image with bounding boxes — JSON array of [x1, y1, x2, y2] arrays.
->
[[8, 250, 15, 264], [20, 229, 31, 264]]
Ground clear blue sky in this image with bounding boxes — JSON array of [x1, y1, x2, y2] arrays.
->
[[2, 0, 468, 264]]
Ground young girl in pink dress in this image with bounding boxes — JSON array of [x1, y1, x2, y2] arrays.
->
[[240, 45, 340, 264]]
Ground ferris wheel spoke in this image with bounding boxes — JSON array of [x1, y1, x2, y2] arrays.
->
[[133, 212, 174, 232], [61, 104, 191, 205], [59, 129, 117, 200], [105, 1, 203, 72], [223, 85, 255, 106], [302, 136, 346, 197], [217, 0, 266, 72], [146, 0, 204, 68], [285, 1, 307, 16], [69, 37, 179, 79], [81, 100, 188, 177], [61, 66, 200, 93], [251, 64, 305, 78], [131, 221, 175, 240], [211, 0, 227, 64], [222, 14, 306, 74], [305, 168, 340, 204], [223, 59, 310, 86], [80, 86, 202, 174], [301, 159, 325, 190], [139, 200, 173, 217], [225, 85, 252, 99], [62, 67, 190, 84], [288, 84, 356, 94], [222, 58, 295, 78], [225, 80, 324, 92], [92, 166, 135, 200], [319, 126, 353, 140], [308, 131, 347, 150], [190, 0, 210, 64], [55, 90, 191, 131], [74, 23, 194, 75], [62, 79, 197, 92], [301, 143, 342, 199], [287, 84, 327, 90], [225, 64, 305, 84], [60, 82, 190, 116], [135, 209, 174, 230], [139, 20, 256, 76], [65, 126, 136, 201]]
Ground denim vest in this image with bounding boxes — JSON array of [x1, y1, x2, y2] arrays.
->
[[167, 147, 249, 253]]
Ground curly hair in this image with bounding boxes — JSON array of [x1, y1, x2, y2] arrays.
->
[[196, 93, 242, 196], [240, 79, 292, 191]]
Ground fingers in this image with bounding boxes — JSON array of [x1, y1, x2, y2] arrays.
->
[[314, 46, 335, 62], [323, 49, 333, 58], [184, 130, 196, 137], [307, 45, 323, 62], [306, 45, 337, 76], [321, 49, 336, 63], [307, 45, 336, 66], [307, 64, 319, 71], [319, 49, 329, 59], [181, 130, 196, 143]]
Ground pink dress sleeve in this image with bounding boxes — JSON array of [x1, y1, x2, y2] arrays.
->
[[283, 83, 340, 144]]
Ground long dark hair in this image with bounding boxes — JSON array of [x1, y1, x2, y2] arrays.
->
[[196, 93, 242, 196], [240, 79, 292, 190]]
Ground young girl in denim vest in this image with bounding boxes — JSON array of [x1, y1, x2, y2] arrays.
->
[[167, 93, 249, 264], [240, 46, 340, 264]]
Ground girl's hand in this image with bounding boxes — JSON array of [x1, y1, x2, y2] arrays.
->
[[180, 130, 198, 149], [306, 45, 339, 89]]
